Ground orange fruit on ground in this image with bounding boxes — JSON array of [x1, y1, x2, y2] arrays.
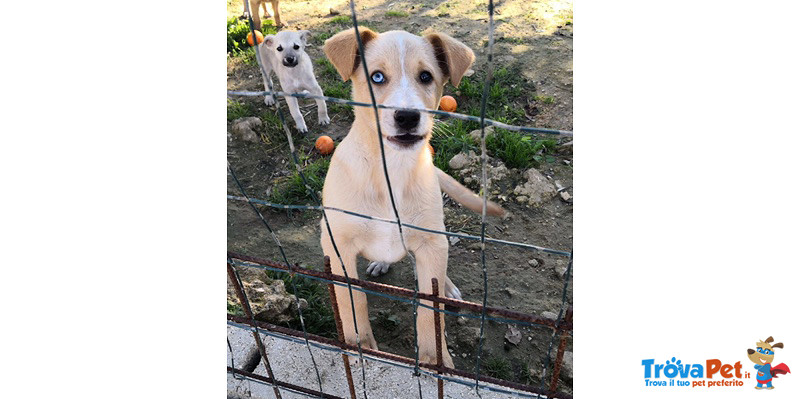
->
[[428, 143, 435, 156], [439, 95, 457, 112], [247, 30, 264, 46], [315, 135, 335, 155]]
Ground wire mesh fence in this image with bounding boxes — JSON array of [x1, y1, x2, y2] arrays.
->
[[227, 1, 573, 398]]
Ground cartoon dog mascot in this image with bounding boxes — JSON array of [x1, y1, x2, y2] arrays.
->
[[747, 336, 791, 389]]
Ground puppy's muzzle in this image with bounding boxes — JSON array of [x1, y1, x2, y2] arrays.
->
[[387, 110, 424, 148], [282, 56, 298, 67]]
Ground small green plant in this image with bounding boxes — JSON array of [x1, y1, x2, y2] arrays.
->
[[227, 99, 254, 121], [484, 357, 512, 380], [227, 17, 278, 55], [385, 10, 409, 17], [227, 300, 245, 317], [430, 119, 478, 173], [230, 46, 258, 66], [326, 15, 351, 25], [265, 270, 337, 338], [533, 95, 556, 104], [313, 31, 334, 43], [486, 129, 558, 169], [269, 157, 331, 205]]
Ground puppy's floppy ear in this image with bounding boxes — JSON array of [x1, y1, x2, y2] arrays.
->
[[323, 27, 378, 81], [425, 32, 475, 87], [298, 30, 311, 45], [773, 342, 784, 349], [261, 35, 275, 47], [766, 336, 775, 343]]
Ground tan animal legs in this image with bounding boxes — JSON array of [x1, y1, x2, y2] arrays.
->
[[321, 231, 378, 350], [413, 234, 454, 368]]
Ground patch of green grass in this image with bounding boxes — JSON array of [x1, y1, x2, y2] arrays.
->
[[227, 99, 254, 121], [385, 10, 409, 17], [500, 36, 526, 45], [264, 270, 337, 338], [455, 67, 524, 123], [230, 46, 258, 66], [430, 119, 478, 173], [227, 300, 245, 317], [313, 31, 334, 43], [227, 16, 278, 55], [326, 15, 351, 25], [533, 95, 555, 104], [486, 129, 558, 169], [257, 109, 287, 144], [484, 357, 512, 380], [269, 157, 331, 205]]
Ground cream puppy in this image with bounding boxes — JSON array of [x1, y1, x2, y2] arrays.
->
[[258, 30, 330, 133], [321, 28, 504, 368]]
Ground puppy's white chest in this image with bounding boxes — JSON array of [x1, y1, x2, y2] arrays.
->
[[360, 220, 407, 263]]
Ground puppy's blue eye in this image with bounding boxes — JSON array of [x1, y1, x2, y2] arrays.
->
[[757, 348, 763, 353], [419, 71, 433, 83], [371, 71, 386, 84], [277, 45, 283, 52]]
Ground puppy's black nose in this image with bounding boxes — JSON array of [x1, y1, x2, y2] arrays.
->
[[283, 56, 297, 66], [394, 110, 420, 130]]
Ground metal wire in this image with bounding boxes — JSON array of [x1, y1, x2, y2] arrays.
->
[[227, 320, 566, 399], [537, 253, 574, 398], [240, 4, 372, 398], [228, 257, 568, 330], [227, 89, 573, 136], [473, 1, 496, 395], [227, 162, 324, 395], [227, 195, 571, 256], [345, 3, 425, 398]]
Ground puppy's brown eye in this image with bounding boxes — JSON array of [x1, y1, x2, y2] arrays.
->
[[419, 71, 433, 83], [277, 45, 283, 52], [293, 44, 300, 50]]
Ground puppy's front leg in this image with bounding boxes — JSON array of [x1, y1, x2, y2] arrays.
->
[[321, 230, 378, 350], [285, 96, 308, 133], [414, 234, 454, 368], [309, 83, 330, 125]]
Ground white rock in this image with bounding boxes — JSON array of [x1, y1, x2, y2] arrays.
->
[[513, 168, 557, 206]]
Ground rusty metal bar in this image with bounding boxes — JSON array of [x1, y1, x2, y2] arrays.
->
[[549, 306, 573, 393], [432, 278, 444, 399], [226, 262, 283, 399], [227, 314, 572, 399], [228, 366, 343, 399], [228, 252, 571, 331], [325, 256, 358, 399]]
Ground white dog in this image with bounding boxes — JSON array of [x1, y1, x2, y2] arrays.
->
[[258, 30, 330, 133], [321, 28, 504, 368]]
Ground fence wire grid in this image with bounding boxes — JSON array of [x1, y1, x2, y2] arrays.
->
[[227, 1, 574, 399]]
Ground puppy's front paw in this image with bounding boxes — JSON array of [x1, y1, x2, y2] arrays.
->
[[295, 123, 308, 134], [264, 96, 275, 106], [318, 115, 330, 125], [420, 350, 454, 369], [366, 261, 391, 277]]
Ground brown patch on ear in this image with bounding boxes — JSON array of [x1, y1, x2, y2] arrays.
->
[[772, 343, 784, 349], [424, 32, 475, 87], [323, 28, 378, 81], [766, 336, 775, 343]]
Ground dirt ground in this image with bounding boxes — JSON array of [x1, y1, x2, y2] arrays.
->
[[227, 0, 573, 393]]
